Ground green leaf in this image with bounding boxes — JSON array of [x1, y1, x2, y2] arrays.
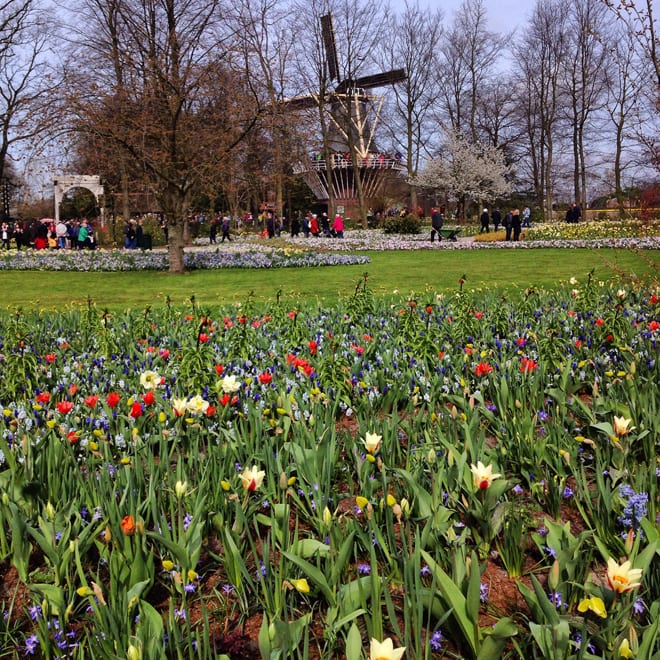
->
[[290, 538, 331, 559], [345, 622, 363, 660], [420, 549, 477, 653]]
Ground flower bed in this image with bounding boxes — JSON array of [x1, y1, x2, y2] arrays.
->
[[0, 278, 658, 658], [0, 244, 370, 271]]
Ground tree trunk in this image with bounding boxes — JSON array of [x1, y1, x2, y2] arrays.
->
[[167, 221, 186, 273]]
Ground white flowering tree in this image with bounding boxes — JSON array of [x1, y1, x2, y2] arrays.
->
[[411, 130, 512, 220]]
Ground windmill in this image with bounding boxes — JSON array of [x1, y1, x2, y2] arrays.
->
[[287, 13, 407, 216]]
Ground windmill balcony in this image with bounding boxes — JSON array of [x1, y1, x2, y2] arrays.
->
[[294, 154, 407, 174]]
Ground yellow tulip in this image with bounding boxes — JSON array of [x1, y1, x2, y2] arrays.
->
[[290, 578, 310, 593], [618, 638, 634, 659]]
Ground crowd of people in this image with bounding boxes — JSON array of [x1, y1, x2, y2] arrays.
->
[[474, 206, 533, 241], [1, 218, 97, 250]]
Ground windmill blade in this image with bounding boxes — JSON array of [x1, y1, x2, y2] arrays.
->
[[335, 68, 407, 94], [320, 14, 340, 83], [281, 94, 320, 111]]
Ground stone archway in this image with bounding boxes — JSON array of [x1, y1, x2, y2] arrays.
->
[[53, 175, 105, 224]]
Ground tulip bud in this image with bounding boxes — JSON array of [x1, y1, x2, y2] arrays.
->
[[322, 507, 332, 526], [45, 502, 56, 521], [392, 504, 402, 522], [127, 644, 142, 660], [624, 529, 635, 555], [279, 472, 289, 489], [548, 559, 560, 592], [175, 480, 188, 498]]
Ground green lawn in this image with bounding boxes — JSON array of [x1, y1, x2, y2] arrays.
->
[[2, 248, 658, 312]]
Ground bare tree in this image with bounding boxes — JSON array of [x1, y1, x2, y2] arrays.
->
[[379, 0, 443, 212], [600, 0, 658, 88], [563, 0, 609, 209], [64, 0, 261, 272], [436, 0, 501, 141], [231, 0, 298, 222], [514, 0, 569, 219], [0, 0, 56, 183]]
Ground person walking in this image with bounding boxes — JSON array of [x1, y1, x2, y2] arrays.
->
[[479, 208, 490, 233], [221, 216, 232, 242], [522, 207, 531, 228], [209, 216, 218, 244], [1, 222, 9, 249], [430, 207, 444, 242], [491, 208, 501, 231], [503, 210, 513, 241], [512, 209, 522, 241], [332, 213, 344, 238]]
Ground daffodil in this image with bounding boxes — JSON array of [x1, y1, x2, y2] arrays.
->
[[139, 370, 161, 390], [470, 461, 501, 490], [363, 432, 382, 454], [187, 394, 209, 415], [221, 375, 241, 393], [370, 637, 406, 660], [240, 465, 265, 491], [577, 595, 607, 618], [606, 557, 643, 593]]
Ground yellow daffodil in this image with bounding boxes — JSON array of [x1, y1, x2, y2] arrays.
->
[[240, 465, 265, 491], [606, 558, 643, 593], [363, 432, 382, 454], [577, 595, 607, 618], [370, 637, 406, 660], [470, 461, 501, 490]]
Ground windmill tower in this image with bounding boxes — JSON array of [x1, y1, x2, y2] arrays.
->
[[287, 13, 407, 219]]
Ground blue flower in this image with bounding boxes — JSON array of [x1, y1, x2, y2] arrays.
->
[[429, 630, 444, 651], [25, 634, 39, 655]]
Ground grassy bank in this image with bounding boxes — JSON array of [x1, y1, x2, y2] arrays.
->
[[1, 247, 657, 312]]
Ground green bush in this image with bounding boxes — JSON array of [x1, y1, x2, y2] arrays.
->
[[382, 213, 421, 235]]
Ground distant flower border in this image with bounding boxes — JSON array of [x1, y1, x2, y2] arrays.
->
[[284, 231, 660, 251], [0, 246, 370, 272], [0, 230, 657, 272]]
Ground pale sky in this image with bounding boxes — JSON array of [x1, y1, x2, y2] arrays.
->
[[394, 0, 537, 35]]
